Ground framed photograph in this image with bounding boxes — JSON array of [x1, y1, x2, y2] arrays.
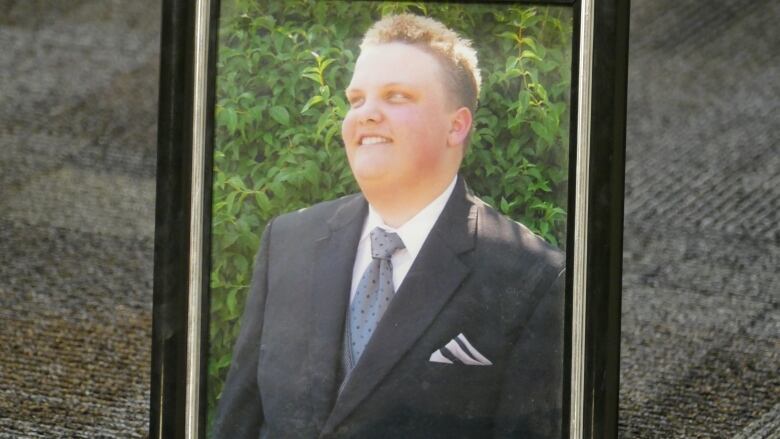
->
[[151, 0, 629, 438]]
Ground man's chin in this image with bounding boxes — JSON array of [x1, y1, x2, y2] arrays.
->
[[352, 171, 388, 187], [351, 170, 397, 195], [348, 159, 392, 182]]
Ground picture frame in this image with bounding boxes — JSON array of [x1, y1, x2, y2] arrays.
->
[[151, 0, 629, 438]]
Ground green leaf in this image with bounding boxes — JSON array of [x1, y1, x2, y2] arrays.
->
[[324, 123, 340, 149], [269, 106, 290, 126], [248, 105, 263, 123], [319, 57, 335, 72], [226, 176, 246, 191], [223, 107, 238, 134], [301, 95, 325, 114], [497, 31, 521, 44], [301, 72, 322, 84], [505, 68, 524, 80], [319, 85, 330, 100], [255, 191, 271, 212], [531, 121, 553, 144], [520, 37, 538, 53], [226, 288, 237, 316], [521, 49, 542, 62]]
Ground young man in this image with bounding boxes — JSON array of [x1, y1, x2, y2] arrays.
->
[[214, 14, 564, 439]]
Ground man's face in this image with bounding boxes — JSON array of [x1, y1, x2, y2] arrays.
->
[[341, 42, 465, 196]]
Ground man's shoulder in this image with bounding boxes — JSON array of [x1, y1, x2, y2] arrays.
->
[[464, 196, 564, 319], [471, 195, 564, 274], [269, 192, 364, 235]]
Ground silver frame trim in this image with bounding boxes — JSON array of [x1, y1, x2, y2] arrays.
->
[[570, 0, 595, 438], [186, 0, 211, 437]]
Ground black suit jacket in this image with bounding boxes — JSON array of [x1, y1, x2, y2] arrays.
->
[[214, 178, 565, 438]]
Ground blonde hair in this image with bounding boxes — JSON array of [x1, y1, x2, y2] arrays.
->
[[360, 14, 481, 114]]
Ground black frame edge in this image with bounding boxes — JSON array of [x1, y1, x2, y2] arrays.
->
[[151, 0, 196, 438], [584, 0, 630, 437]]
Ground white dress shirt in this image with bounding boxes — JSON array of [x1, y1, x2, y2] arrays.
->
[[349, 176, 458, 301]]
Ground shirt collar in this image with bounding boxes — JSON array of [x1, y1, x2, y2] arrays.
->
[[361, 176, 458, 259]]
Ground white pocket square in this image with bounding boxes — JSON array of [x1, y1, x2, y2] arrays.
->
[[429, 333, 493, 366]]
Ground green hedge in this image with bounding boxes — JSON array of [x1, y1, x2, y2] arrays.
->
[[208, 0, 572, 431]]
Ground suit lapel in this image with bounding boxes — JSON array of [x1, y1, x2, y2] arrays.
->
[[308, 195, 367, 431], [322, 179, 478, 434]]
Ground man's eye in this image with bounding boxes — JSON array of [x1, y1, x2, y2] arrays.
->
[[387, 92, 409, 101], [348, 97, 364, 108]]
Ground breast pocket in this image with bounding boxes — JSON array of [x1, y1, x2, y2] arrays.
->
[[397, 361, 499, 421], [422, 361, 495, 388]]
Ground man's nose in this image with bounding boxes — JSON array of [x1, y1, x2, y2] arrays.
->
[[357, 99, 383, 124]]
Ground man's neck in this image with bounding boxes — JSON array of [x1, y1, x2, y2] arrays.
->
[[361, 175, 458, 228]]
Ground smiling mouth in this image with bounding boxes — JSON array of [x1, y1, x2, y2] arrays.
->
[[360, 136, 392, 145]]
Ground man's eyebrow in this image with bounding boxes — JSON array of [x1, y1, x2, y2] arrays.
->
[[345, 82, 416, 94], [380, 82, 416, 90]]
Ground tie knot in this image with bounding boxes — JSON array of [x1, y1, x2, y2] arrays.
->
[[369, 228, 405, 260]]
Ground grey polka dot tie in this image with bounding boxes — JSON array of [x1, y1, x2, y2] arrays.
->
[[347, 228, 405, 367]]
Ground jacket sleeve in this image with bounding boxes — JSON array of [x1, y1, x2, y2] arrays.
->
[[212, 220, 274, 438], [493, 268, 565, 439]]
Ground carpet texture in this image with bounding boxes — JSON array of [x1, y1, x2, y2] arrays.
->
[[0, 0, 777, 437], [0, 1, 158, 437], [620, 1, 778, 437]]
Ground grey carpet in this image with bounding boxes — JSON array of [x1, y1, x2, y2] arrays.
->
[[0, 0, 158, 437], [620, 0, 779, 437], [0, 0, 777, 437]]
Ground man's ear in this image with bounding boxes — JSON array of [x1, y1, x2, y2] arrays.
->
[[447, 107, 473, 149]]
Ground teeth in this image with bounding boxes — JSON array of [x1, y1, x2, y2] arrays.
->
[[361, 136, 390, 145]]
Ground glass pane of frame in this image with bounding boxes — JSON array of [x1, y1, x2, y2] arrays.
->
[[208, 2, 572, 438]]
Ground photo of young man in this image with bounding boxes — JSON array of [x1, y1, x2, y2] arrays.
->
[[213, 14, 565, 439]]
